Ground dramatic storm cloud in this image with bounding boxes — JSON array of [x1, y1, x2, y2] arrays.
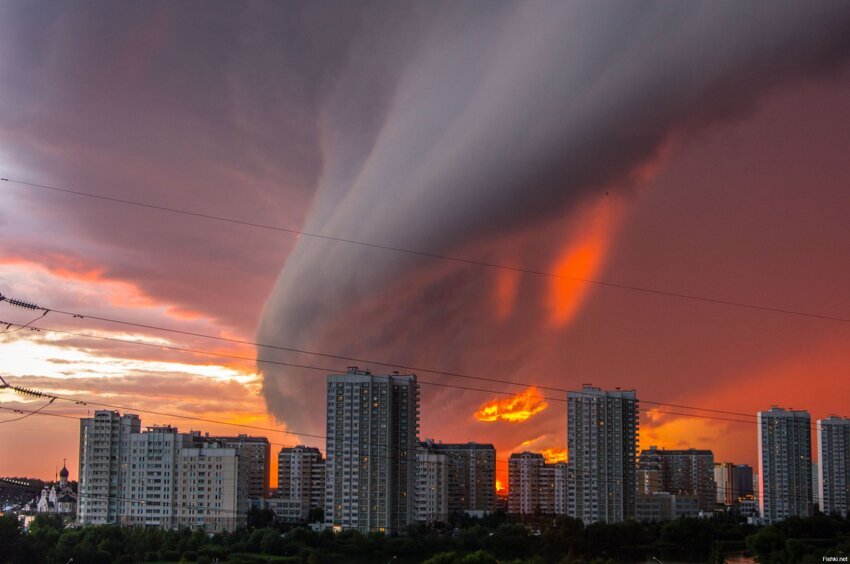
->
[[3, 1, 850, 482], [258, 0, 850, 440]]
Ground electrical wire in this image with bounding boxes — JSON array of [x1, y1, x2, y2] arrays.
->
[[0, 406, 769, 507], [2, 177, 848, 325], [0, 292, 809, 422], [0, 318, 805, 430]]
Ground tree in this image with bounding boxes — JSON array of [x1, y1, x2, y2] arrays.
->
[[260, 529, 285, 555], [0, 514, 23, 563], [746, 526, 787, 564]]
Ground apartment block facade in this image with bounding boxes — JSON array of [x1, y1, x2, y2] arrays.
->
[[758, 407, 813, 523], [643, 446, 715, 511], [77, 411, 254, 531], [276, 445, 325, 522], [419, 439, 496, 515], [325, 369, 419, 533], [414, 446, 449, 523], [818, 416, 850, 517], [507, 452, 567, 515], [77, 411, 141, 524], [217, 435, 271, 500], [567, 385, 638, 523]]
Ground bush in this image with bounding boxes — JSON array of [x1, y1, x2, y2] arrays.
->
[[160, 549, 181, 561], [260, 529, 285, 555]]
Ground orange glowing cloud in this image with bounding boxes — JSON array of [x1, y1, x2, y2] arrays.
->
[[474, 387, 548, 422], [548, 199, 621, 326], [494, 269, 520, 320], [541, 447, 567, 464]]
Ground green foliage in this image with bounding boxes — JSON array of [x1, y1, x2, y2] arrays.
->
[[260, 529, 285, 555], [2, 511, 848, 563]]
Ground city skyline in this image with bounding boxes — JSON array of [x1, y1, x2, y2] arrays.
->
[[7, 373, 847, 536], [2, 1, 850, 502]]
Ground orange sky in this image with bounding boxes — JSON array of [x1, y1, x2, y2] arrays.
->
[[2, 5, 850, 500]]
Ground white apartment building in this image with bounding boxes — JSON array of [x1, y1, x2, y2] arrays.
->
[[324, 368, 419, 533], [414, 447, 449, 523], [77, 411, 252, 532], [419, 440, 496, 515], [818, 416, 850, 517], [757, 406, 812, 523], [567, 385, 638, 523], [175, 442, 248, 533], [217, 435, 271, 500], [123, 426, 186, 527], [540, 461, 569, 515], [77, 410, 141, 524], [276, 445, 325, 522], [507, 453, 568, 515], [508, 452, 544, 515]]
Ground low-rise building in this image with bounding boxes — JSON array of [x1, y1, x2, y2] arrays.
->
[[635, 493, 700, 523]]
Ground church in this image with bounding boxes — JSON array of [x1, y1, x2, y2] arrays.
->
[[29, 461, 78, 519]]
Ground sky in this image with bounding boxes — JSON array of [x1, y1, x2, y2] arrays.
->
[[1, 1, 850, 491]]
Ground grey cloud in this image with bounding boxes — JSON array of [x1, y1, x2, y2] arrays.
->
[[258, 1, 850, 433]]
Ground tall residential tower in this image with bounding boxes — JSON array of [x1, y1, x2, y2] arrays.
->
[[567, 385, 638, 523], [77, 411, 141, 524], [757, 407, 812, 523], [818, 416, 850, 517], [325, 368, 419, 533]]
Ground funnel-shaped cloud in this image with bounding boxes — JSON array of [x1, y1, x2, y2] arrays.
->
[[258, 2, 850, 440]]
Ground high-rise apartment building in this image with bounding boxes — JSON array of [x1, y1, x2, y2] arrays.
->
[[175, 442, 248, 533], [277, 445, 325, 522], [714, 462, 733, 505], [419, 439, 496, 514], [415, 446, 449, 523], [216, 435, 271, 500], [325, 368, 419, 533], [540, 461, 569, 515], [567, 385, 638, 523], [734, 464, 754, 501], [643, 446, 715, 511], [638, 448, 663, 495], [818, 416, 850, 517], [758, 407, 812, 523], [77, 411, 252, 532], [507, 452, 567, 515], [508, 452, 544, 514], [77, 411, 141, 524], [812, 462, 820, 510], [123, 426, 189, 527], [714, 462, 755, 506]]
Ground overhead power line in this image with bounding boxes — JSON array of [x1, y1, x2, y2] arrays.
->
[[2, 177, 848, 324], [0, 405, 800, 507], [0, 291, 777, 421], [0, 318, 839, 434], [0, 318, 754, 428]]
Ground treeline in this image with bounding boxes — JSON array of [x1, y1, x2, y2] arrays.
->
[[1, 512, 848, 564], [745, 514, 850, 563]]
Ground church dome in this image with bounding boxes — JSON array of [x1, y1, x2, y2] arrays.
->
[[59, 464, 69, 478]]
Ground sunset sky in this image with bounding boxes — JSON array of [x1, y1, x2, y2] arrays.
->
[[2, 2, 850, 491]]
